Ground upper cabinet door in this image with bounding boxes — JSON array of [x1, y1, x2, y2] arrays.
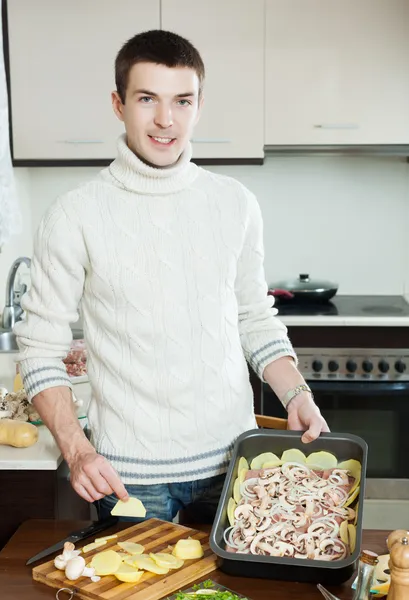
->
[[161, 0, 264, 160], [265, 0, 409, 145], [8, 0, 160, 160]]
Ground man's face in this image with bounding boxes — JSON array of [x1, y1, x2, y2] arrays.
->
[[112, 62, 203, 168]]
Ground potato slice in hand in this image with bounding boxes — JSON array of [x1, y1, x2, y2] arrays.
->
[[111, 497, 146, 518], [90, 550, 122, 575], [114, 563, 144, 583], [172, 538, 204, 560], [150, 552, 183, 569], [118, 541, 145, 555]]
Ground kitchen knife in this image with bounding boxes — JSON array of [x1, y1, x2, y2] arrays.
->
[[26, 516, 118, 565]]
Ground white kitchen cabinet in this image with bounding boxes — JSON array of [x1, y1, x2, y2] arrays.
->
[[7, 0, 160, 161], [265, 0, 409, 145], [161, 0, 264, 160]]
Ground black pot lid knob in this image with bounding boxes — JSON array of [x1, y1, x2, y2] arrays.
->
[[299, 274, 310, 282]]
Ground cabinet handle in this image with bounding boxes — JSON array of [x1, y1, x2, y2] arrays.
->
[[191, 138, 231, 143], [313, 124, 359, 130], [57, 139, 104, 144]]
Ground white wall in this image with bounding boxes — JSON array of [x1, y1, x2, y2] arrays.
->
[[3, 154, 409, 297], [0, 168, 32, 294]]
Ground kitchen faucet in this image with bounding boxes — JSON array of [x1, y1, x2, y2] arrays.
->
[[1, 256, 31, 330]]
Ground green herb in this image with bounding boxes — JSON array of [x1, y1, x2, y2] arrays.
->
[[172, 580, 248, 600]]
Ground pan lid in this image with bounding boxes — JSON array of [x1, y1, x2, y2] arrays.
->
[[272, 273, 338, 293]]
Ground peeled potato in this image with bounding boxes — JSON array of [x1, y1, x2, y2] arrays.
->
[[251, 452, 281, 470], [172, 538, 204, 560], [238, 456, 249, 472], [348, 524, 357, 553], [150, 552, 183, 569], [306, 451, 337, 470], [90, 550, 122, 575], [262, 459, 282, 469], [118, 541, 145, 555], [111, 497, 146, 518], [339, 520, 349, 544], [281, 449, 306, 464], [345, 486, 360, 507], [114, 563, 144, 583], [233, 478, 241, 503], [82, 540, 107, 553], [337, 459, 362, 493], [227, 497, 237, 527], [238, 468, 248, 483], [125, 555, 169, 574], [95, 534, 118, 543]]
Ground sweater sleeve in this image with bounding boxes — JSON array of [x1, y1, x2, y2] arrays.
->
[[235, 188, 297, 381], [14, 199, 87, 401]]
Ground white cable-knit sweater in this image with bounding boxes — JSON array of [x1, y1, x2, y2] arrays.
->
[[14, 135, 296, 484]]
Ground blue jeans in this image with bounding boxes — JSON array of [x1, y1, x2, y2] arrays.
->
[[95, 473, 226, 524]]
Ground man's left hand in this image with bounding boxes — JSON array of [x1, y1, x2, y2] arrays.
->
[[286, 392, 329, 443]]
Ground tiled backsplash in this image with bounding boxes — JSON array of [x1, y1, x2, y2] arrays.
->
[[1, 154, 409, 297]]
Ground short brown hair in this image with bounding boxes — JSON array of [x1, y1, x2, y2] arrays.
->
[[115, 29, 205, 103]]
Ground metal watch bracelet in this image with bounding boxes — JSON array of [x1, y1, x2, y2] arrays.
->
[[281, 384, 313, 410]]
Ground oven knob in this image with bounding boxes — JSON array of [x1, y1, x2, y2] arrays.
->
[[346, 360, 357, 373], [395, 360, 407, 374], [362, 360, 373, 373], [312, 360, 323, 372], [328, 360, 339, 373], [378, 360, 390, 374]]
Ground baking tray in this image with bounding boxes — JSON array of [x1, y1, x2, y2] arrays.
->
[[210, 429, 367, 585]]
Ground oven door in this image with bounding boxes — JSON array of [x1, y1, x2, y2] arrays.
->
[[262, 380, 409, 482]]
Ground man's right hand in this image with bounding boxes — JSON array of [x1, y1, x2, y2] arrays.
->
[[67, 449, 129, 504]]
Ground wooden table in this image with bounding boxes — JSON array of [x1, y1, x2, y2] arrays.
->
[[0, 519, 390, 600]]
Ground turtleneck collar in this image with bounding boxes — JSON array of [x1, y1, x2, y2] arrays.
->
[[107, 134, 199, 195]]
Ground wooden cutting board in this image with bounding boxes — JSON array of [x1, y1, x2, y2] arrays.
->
[[32, 518, 218, 600]]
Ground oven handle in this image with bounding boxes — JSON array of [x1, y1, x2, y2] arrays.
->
[[307, 379, 409, 395]]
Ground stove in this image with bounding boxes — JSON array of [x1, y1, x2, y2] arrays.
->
[[261, 295, 409, 504], [274, 295, 409, 381], [275, 294, 409, 318]]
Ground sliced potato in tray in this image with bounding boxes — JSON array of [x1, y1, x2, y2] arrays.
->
[[306, 451, 337, 470], [250, 452, 282, 470]]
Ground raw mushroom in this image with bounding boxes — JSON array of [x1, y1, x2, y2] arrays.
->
[[64, 556, 95, 581], [53, 541, 81, 570]]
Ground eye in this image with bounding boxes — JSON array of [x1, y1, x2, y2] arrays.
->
[[177, 99, 192, 106], [139, 96, 153, 103]]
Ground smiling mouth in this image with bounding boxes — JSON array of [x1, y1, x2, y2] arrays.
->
[[148, 135, 176, 145]]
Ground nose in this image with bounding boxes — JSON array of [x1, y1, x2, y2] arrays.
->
[[154, 103, 173, 129]]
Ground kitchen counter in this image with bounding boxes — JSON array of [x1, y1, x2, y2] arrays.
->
[[0, 423, 64, 470], [280, 315, 409, 327], [0, 519, 390, 600]]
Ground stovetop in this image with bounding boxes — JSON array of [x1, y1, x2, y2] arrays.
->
[[275, 295, 409, 317]]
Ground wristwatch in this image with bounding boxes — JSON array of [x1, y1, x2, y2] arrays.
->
[[282, 384, 313, 410]]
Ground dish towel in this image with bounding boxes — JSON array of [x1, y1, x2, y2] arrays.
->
[[0, 2, 21, 249]]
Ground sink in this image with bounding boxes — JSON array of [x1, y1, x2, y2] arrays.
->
[[0, 328, 84, 353], [0, 330, 18, 352]]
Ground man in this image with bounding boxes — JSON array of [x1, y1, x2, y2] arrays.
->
[[15, 30, 328, 523]]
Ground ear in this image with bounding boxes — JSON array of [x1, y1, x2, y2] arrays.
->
[[112, 91, 125, 122], [194, 94, 204, 126]]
